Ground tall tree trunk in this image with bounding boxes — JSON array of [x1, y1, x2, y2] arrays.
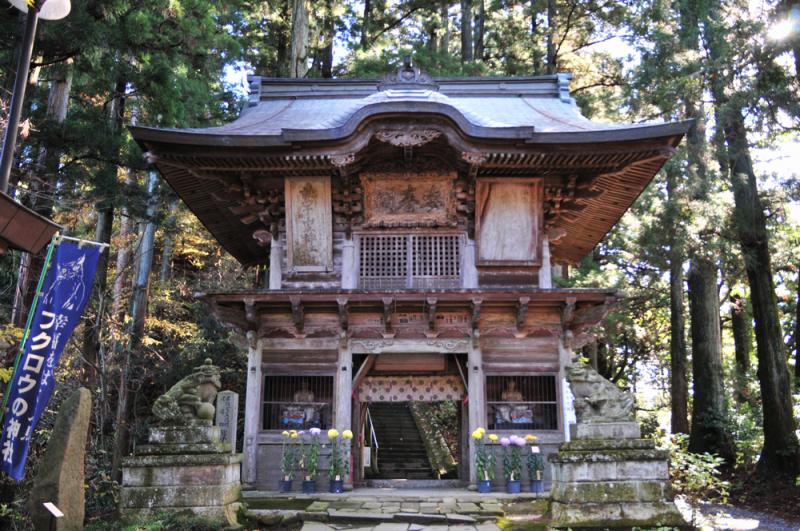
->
[[460, 0, 473, 62], [795, 265, 800, 383], [82, 76, 126, 389], [276, 0, 290, 76], [721, 107, 800, 475], [730, 292, 751, 374], [439, 1, 450, 53], [473, 0, 484, 60], [290, 0, 309, 78], [545, 0, 557, 73], [688, 256, 736, 463], [361, 0, 372, 50], [530, 0, 542, 72], [81, 207, 113, 389], [159, 198, 179, 283], [320, 0, 335, 79], [10, 60, 73, 327], [111, 172, 159, 482], [666, 164, 690, 435], [112, 169, 137, 320]]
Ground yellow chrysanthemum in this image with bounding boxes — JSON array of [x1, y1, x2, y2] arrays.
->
[[525, 434, 538, 443], [290, 432, 299, 439], [488, 434, 499, 442], [327, 428, 340, 439], [281, 431, 290, 437], [342, 429, 354, 440], [471, 429, 484, 440]]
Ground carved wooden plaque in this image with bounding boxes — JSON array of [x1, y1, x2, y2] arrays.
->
[[362, 171, 457, 228], [476, 178, 543, 266], [285, 176, 332, 271]]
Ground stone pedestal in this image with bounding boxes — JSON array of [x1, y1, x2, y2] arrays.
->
[[548, 422, 686, 529], [121, 423, 243, 525]]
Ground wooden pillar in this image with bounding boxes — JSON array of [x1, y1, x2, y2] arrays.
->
[[243, 332, 263, 484], [467, 342, 484, 483], [336, 342, 353, 485], [336, 342, 353, 430], [341, 238, 357, 289], [462, 238, 478, 288], [269, 240, 282, 290], [539, 237, 552, 288], [558, 332, 576, 442]]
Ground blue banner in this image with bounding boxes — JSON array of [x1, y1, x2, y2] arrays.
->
[[1, 241, 101, 479]]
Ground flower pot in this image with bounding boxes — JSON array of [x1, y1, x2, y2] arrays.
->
[[278, 479, 292, 492], [329, 479, 344, 493], [530, 479, 544, 493], [477, 479, 492, 493], [506, 479, 521, 494], [302, 480, 316, 494]]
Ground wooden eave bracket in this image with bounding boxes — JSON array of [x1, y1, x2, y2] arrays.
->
[[515, 296, 530, 338], [425, 297, 439, 338], [462, 151, 488, 179]]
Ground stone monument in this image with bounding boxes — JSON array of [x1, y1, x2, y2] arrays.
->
[[548, 362, 686, 529], [215, 390, 238, 453], [120, 359, 243, 525], [29, 387, 92, 531]]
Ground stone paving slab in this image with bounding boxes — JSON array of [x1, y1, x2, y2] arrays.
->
[[373, 524, 410, 531]]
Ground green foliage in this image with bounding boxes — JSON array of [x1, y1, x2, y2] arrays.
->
[[279, 431, 299, 479], [303, 431, 322, 478], [526, 451, 544, 480], [660, 433, 730, 504], [327, 435, 350, 481], [502, 443, 524, 482], [474, 434, 496, 481]]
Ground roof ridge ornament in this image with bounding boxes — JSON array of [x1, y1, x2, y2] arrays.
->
[[379, 57, 438, 91]]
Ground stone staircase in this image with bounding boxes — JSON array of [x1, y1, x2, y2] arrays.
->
[[367, 402, 435, 480]]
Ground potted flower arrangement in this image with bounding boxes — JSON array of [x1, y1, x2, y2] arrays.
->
[[525, 434, 545, 493], [302, 427, 322, 494], [327, 428, 352, 493], [471, 428, 497, 493], [501, 435, 526, 493], [279, 429, 299, 492]]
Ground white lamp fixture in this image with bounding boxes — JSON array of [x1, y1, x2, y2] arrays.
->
[[7, 0, 71, 20]]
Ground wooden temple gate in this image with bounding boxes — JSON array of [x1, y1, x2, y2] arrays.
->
[[131, 63, 687, 490]]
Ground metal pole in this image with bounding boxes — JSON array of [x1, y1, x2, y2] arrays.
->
[[0, 6, 40, 194]]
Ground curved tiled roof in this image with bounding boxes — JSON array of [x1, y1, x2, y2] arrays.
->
[[130, 68, 689, 267], [131, 73, 686, 146]]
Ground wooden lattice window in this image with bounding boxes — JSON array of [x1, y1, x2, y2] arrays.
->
[[485, 375, 559, 431], [358, 233, 463, 289], [262, 375, 333, 431]]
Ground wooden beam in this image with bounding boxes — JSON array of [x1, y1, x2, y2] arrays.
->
[[352, 354, 377, 392]]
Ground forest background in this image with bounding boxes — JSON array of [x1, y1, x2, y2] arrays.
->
[[0, 0, 799, 526]]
